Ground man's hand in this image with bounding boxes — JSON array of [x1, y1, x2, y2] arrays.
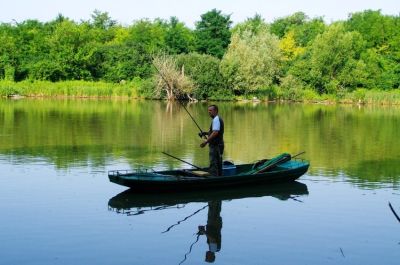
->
[[200, 141, 207, 148], [198, 132, 207, 138]]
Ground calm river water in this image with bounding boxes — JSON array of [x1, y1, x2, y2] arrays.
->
[[0, 99, 399, 265]]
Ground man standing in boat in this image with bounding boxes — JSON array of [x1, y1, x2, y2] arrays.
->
[[199, 105, 224, 176]]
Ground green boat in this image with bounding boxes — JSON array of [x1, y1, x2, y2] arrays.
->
[[108, 153, 310, 191]]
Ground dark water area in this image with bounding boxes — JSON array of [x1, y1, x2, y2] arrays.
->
[[0, 99, 399, 264]]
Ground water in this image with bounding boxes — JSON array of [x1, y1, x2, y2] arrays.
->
[[0, 99, 399, 265]]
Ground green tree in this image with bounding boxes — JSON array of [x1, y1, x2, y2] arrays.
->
[[270, 12, 325, 46], [164, 17, 194, 54], [345, 10, 400, 89], [90, 10, 116, 30], [0, 23, 18, 80], [345, 10, 397, 48], [293, 23, 367, 94], [194, 9, 232, 58], [220, 27, 282, 94], [270, 12, 308, 38], [232, 14, 268, 36], [175, 53, 228, 99]]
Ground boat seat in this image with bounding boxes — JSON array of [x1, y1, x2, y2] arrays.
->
[[190, 170, 211, 177]]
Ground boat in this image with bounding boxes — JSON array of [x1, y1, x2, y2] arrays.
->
[[108, 153, 310, 191], [108, 181, 309, 213]]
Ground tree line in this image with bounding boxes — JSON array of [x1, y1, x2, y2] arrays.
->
[[0, 9, 399, 100]]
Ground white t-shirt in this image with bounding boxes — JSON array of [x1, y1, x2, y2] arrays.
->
[[212, 116, 221, 131]]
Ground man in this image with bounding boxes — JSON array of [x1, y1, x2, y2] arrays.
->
[[199, 105, 224, 176]]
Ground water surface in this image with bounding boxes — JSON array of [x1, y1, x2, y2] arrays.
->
[[0, 99, 399, 264]]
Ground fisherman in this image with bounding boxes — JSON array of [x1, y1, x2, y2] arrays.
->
[[199, 105, 224, 176]]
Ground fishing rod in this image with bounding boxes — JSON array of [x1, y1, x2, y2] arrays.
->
[[152, 60, 207, 139], [162, 204, 208, 234], [389, 202, 400, 223], [292, 151, 306, 159], [178, 101, 208, 139], [162, 151, 204, 170], [178, 233, 202, 265]]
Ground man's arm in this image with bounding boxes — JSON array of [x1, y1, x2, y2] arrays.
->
[[200, 130, 219, 148]]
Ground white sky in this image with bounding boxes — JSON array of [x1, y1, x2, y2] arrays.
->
[[1, 0, 398, 27]]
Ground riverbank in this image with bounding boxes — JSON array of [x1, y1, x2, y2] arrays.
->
[[1, 80, 400, 105]]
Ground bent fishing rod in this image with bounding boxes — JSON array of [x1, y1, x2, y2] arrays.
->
[[152, 61, 207, 139], [178, 101, 207, 139]]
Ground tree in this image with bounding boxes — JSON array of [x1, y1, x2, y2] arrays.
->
[[345, 10, 396, 48], [152, 54, 195, 100], [127, 19, 166, 54], [232, 14, 268, 36], [220, 27, 282, 94], [0, 23, 18, 80], [270, 12, 325, 46], [345, 10, 400, 89], [294, 23, 367, 94], [90, 10, 116, 30], [175, 53, 228, 99], [164, 17, 194, 54], [194, 9, 232, 58], [270, 12, 308, 38], [279, 30, 305, 61]]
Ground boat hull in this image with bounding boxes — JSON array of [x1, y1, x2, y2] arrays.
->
[[108, 160, 309, 192]]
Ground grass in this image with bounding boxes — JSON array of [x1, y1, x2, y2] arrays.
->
[[0, 80, 141, 98], [342, 89, 400, 105]]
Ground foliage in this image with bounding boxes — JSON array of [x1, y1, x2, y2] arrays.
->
[[164, 17, 195, 54], [194, 9, 232, 58], [279, 31, 305, 61], [270, 12, 325, 46], [232, 14, 269, 36], [0, 9, 399, 102], [291, 23, 367, 94], [175, 53, 229, 99], [220, 27, 282, 94]]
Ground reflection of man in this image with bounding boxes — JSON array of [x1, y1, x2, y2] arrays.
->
[[198, 201, 222, 263]]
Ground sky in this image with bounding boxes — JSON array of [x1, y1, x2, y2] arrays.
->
[[1, 0, 398, 27]]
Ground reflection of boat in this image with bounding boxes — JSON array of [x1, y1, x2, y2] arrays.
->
[[108, 156, 309, 191], [108, 181, 308, 212]]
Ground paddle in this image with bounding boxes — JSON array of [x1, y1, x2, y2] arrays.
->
[[162, 151, 204, 171], [255, 151, 306, 174]]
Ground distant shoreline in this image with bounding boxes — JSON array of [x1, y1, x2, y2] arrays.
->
[[1, 80, 400, 106]]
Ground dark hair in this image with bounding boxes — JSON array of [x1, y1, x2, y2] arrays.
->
[[208, 104, 218, 112]]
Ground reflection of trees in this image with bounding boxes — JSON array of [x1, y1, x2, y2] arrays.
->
[[0, 99, 399, 186]]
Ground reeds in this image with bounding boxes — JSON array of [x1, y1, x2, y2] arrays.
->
[[0, 80, 140, 98]]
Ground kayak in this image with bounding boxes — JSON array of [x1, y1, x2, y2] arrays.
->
[[108, 153, 310, 191]]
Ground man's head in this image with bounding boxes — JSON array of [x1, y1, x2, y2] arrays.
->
[[205, 251, 216, 263], [208, 105, 218, 118]]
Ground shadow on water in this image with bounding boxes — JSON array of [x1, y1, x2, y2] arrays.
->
[[108, 182, 309, 263]]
